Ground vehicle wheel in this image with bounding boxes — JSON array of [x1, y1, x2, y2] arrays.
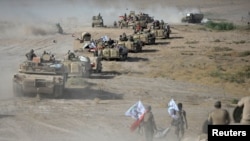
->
[[120, 53, 128, 61], [13, 82, 23, 97], [54, 85, 64, 98], [135, 46, 141, 53], [166, 33, 170, 39], [83, 70, 91, 78], [233, 106, 243, 123]]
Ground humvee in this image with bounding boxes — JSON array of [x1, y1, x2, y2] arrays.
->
[[13, 54, 67, 98]]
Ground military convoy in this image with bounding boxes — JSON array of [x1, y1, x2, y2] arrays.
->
[[12, 11, 172, 99], [181, 13, 204, 23], [13, 54, 67, 98], [92, 13, 104, 28], [118, 11, 154, 29]]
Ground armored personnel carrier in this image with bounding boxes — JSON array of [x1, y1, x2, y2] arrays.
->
[[127, 11, 154, 29], [95, 44, 128, 61], [117, 36, 143, 53], [148, 21, 171, 39], [132, 30, 156, 45], [62, 51, 102, 78], [13, 54, 67, 98], [92, 14, 104, 27]]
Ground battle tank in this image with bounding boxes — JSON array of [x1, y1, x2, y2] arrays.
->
[[132, 30, 156, 45], [117, 36, 143, 53], [13, 54, 67, 98], [92, 14, 104, 27], [62, 52, 102, 78]]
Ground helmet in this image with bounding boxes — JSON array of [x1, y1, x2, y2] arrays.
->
[[214, 101, 221, 108]]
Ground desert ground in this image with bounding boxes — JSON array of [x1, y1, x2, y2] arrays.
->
[[0, 0, 249, 141]]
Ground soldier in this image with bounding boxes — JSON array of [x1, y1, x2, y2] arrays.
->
[[122, 32, 128, 41], [236, 96, 250, 125], [208, 101, 231, 125], [113, 21, 117, 27], [67, 50, 76, 60], [129, 36, 134, 42], [25, 49, 36, 61], [171, 103, 188, 141], [160, 20, 165, 29], [141, 105, 157, 141]]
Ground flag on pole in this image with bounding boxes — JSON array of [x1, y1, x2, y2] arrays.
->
[[125, 100, 146, 132], [167, 98, 179, 119]]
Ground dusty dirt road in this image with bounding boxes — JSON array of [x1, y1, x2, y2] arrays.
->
[[0, 0, 250, 141]]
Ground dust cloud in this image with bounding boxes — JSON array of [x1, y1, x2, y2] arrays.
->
[[0, 0, 200, 38]]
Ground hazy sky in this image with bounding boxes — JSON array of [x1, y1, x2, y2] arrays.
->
[[0, 0, 195, 25]]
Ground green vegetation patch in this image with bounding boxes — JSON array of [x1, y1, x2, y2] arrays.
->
[[185, 40, 199, 44], [213, 46, 233, 52], [238, 51, 250, 57], [210, 66, 250, 84], [205, 21, 235, 30], [233, 40, 246, 44]]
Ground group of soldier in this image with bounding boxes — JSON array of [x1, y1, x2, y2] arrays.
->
[[25, 49, 55, 63], [138, 95, 250, 141]]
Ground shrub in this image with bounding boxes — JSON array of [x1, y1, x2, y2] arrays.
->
[[205, 21, 235, 30]]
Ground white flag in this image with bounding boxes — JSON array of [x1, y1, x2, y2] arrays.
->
[[167, 98, 179, 119], [125, 100, 146, 120]]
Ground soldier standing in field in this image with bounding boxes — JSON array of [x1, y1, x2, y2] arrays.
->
[[208, 101, 231, 125], [141, 105, 157, 141], [171, 103, 188, 141], [236, 96, 250, 125]]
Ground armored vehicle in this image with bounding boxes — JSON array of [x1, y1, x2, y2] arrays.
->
[[149, 21, 171, 39], [13, 54, 67, 98], [62, 51, 102, 78], [73, 32, 92, 52], [92, 14, 104, 27], [118, 36, 143, 53], [132, 30, 156, 45], [127, 11, 154, 29], [95, 45, 128, 61], [181, 13, 204, 23]]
